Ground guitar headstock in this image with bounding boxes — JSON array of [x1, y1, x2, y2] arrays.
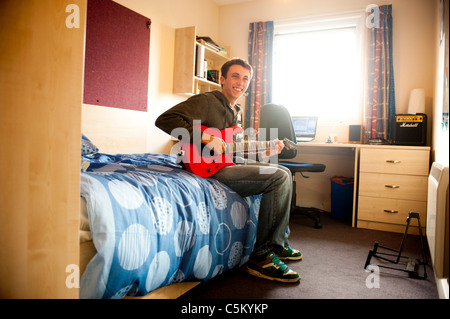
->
[[282, 138, 299, 150]]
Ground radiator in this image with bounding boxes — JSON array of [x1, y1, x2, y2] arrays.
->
[[426, 162, 449, 298]]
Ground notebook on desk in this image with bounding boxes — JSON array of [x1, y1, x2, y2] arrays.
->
[[292, 116, 318, 142]]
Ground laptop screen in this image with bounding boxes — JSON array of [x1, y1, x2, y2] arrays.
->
[[292, 116, 318, 141]]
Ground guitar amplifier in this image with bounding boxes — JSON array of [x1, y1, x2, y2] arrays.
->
[[392, 113, 427, 146]]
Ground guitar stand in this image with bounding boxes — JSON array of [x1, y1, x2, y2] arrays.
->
[[364, 212, 428, 280]]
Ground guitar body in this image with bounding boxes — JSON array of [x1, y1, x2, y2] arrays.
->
[[179, 125, 294, 178], [180, 125, 243, 178]]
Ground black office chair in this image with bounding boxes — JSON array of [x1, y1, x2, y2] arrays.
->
[[259, 103, 326, 228]]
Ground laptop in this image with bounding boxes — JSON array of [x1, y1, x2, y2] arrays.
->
[[291, 116, 318, 142]]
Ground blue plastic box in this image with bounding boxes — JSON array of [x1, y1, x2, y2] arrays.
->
[[330, 176, 354, 222]]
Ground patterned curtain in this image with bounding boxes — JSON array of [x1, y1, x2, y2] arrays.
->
[[365, 5, 396, 141], [246, 21, 274, 130]]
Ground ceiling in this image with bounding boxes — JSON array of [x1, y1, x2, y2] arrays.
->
[[212, 0, 253, 6]]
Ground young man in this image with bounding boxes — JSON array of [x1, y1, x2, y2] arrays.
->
[[155, 58, 302, 283]]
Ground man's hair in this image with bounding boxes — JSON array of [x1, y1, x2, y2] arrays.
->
[[221, 58, 253, 79]]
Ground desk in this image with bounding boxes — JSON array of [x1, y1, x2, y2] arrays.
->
[[292, 143, 430, 233], [292, 142, 359, 226]]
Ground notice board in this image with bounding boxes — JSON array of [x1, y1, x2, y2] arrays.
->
[[83, 0, 151, 112]]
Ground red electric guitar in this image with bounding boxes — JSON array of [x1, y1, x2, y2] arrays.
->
[[179, 125, 299, 177]]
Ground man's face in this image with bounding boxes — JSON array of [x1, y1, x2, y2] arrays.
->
[[220, 64, 251, 105]]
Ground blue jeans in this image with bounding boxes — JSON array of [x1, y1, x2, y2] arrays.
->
[[212, 162, 292, 258]]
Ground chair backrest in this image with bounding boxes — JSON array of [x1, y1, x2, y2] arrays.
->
[[259, 104, 297, 159]]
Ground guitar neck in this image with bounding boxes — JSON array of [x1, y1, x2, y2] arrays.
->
[[229, 140, 274, 154]]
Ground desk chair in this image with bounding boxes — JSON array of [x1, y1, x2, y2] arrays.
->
[[259, 103, 326, 228]]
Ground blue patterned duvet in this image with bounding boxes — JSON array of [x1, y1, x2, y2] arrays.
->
[[80, 153, 261, 299]]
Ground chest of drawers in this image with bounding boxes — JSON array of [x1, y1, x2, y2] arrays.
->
[[357, 145, 430, 234]]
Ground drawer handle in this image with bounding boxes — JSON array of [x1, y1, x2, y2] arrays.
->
[[385, 185, 400, 189], [384, 209, 399, 214], [386, 160, 401, 164]]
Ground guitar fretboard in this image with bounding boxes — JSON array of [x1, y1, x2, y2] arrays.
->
[[228, 140, 275, 154]]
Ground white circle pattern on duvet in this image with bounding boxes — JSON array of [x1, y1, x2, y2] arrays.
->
[[197, 202, 210, 234], [211, 264, 224, 277], [108, 179, 144, 210], [145, 251, 170, 292], [209, 183, 227, 210], [118, 224, 151, 270], [174, 220, 196, 257], [176, 171, 201, 189], [214, 223, 231, 255], [230, 201, 247, 229], [194, 245, 212, 279], [228, 241, 243, 268], [151, 196, 173, 235], [170, 269, 185, 283]]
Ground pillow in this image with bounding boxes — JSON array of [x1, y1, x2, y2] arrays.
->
[[81, 134, 99, 156]]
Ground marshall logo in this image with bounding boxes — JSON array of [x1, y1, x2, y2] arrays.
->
[[400, 122, 419, 128]]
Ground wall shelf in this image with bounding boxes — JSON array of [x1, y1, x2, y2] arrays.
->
[[173, 26, 229, 94]]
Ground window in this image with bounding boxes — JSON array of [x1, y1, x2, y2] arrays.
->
[[273, 12, 365, 125]]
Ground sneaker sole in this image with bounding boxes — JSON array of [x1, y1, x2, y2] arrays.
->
[[279, 255, 303, 261], [246, 266, 301, 283]]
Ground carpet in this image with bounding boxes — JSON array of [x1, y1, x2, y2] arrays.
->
[[180, 213, 439, 299]]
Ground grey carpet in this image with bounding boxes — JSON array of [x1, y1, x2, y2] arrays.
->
[[180, 213, 439, 299]]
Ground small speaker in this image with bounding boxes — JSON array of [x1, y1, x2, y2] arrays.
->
[[392, 113, 427, 146], [349, 125, 362, 143]]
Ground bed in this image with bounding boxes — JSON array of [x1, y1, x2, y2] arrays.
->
[[79, 135, 261, 299]]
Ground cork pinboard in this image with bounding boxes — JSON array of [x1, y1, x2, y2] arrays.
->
[[83, 0, 151, 112]]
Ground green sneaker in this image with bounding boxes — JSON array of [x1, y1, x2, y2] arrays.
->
[[246, 252, 300, 283], [278, 246, 303, 261]]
